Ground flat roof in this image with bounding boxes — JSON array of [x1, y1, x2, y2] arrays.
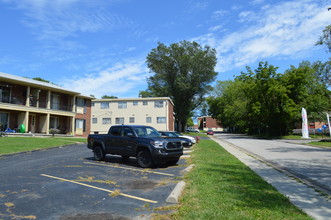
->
[[93, 97, 174, 105], [0, 72, 93, 99]]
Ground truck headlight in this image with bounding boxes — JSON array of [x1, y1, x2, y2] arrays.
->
[[151, 140, 164, 148]]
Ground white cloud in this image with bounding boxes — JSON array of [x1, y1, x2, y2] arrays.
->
[[194, 0, 330, 72], [212, 10, 227, 20], [60, 59, 149, 98], [2, 0, 134, 42], [208, 25, 223, 32], [249, 0, 265, 6]]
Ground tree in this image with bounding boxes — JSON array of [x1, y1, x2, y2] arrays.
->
[[208, 62, 331, 136], [315, 25, 331, 53], [144, 41, 217, 131], [315, 25, 331, 87], [101, 95, 118, 99], [32, 77, 52, 83], [207, 80, 249, 133], [186, 117, 194, 127], [138, 90, 154, 98], [284, 61, 331, 122]]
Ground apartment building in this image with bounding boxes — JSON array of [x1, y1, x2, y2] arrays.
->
[[197, 116, 223, 131], [0, 72, 92, 137], [91, 97, 175, 134]]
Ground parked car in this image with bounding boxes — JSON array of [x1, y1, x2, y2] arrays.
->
[[87, 125, 183, 168], [172, 131, 196, 144], [159, 131, 193, 147], [207, 129, 214, 135], [186, 127, 199, 133]]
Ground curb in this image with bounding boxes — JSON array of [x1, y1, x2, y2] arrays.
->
[[166, 181, 186, 204], [182, 164, 194, 174]]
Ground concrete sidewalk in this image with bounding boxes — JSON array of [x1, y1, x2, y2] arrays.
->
[[212, 137, 331, 220]]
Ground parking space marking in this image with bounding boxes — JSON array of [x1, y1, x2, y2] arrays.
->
[[84, 162, 175, 177], [40, 174, 158, 204]]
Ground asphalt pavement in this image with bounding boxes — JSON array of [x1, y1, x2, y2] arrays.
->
[[0, 144, 190, 220], [213, 133, 331, 220]]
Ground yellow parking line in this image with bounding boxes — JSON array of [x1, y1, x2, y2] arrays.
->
[[84, 162, 174, 177], [40, 174, 157, 204]]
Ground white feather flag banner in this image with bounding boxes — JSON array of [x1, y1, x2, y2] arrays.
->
[[302, 108, 309, 139]]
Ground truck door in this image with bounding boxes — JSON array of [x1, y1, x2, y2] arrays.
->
[[121, 127, 137, 156], [106, 126, 123, 154]]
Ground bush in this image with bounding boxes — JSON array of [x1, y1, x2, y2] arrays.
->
[[49, 128, 60, 137]]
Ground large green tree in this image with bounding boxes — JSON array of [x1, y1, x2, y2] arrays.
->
[[208, 62, 331, 136], [207, 80, 249, 133], [144, 41, 217, 131]]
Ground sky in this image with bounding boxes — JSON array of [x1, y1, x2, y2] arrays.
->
[[0, 0, 330, 98]]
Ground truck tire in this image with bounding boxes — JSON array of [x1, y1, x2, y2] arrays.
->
[[137, 150, 154, 168], [94, 146, 105, 161]]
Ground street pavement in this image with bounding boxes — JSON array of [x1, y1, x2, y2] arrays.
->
[[0, 144, 189, 220], [213, 133, 331, 220]]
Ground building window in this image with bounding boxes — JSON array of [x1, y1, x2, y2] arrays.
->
[[75, 119, 86, 132], [77, 98, 85, 107], [0, 86, 11, 103], [133, 101, 138, 106], [50, 117, 59, 129], [51, 94, 60, 110], [101, 102, 109, 109], [0, 112, 8, 131], [118, 102, 127, 109], [154, 101, 164, 108], [116, 117, 124, 124], [157, 117, 166, 124], [92, 118, 98, 124], [143, 101, 148, 106], [129, 117, 135, 123], [102, 118, 111, 124], [146, 117, 152, 123], [92, 102, 95, 107]]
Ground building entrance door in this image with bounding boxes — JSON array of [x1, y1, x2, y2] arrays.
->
[[29, 114, 36, 133]]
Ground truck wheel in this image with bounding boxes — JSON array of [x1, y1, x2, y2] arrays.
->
[[137, 150, 153, 168], [94, 146, 105, 161]]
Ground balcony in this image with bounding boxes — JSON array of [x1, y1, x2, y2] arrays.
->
[[0, 95, 74, 112]]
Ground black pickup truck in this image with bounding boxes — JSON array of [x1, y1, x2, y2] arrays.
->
[[87, 125, 183, 168]]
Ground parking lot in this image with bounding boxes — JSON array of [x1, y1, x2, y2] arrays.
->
[[0, 144, 191, 220]]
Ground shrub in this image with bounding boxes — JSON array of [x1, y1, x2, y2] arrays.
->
[[49, 128, 60, 137]]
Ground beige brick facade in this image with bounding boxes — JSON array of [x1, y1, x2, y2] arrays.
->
[[91, 97, 175, 134]]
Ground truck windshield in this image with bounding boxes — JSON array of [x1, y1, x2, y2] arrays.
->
[[134, 127, 161, 138]]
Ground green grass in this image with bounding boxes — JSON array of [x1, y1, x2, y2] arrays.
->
[[308, 141, 331, 148], [166, 139, 311, 220], [0, 137, 86, 155]]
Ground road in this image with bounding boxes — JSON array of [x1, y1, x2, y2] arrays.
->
[[0, 144, 189, 220]]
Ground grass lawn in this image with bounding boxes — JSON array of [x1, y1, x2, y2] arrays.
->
[[0, 136, 87, 155], [153, 139, 312, 220], [308, 141, 331, 148]]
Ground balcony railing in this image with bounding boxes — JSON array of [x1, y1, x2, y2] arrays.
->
[[0, 96, 74, 112]]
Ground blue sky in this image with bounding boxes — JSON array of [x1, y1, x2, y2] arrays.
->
[[0, 0, 330, 98]]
